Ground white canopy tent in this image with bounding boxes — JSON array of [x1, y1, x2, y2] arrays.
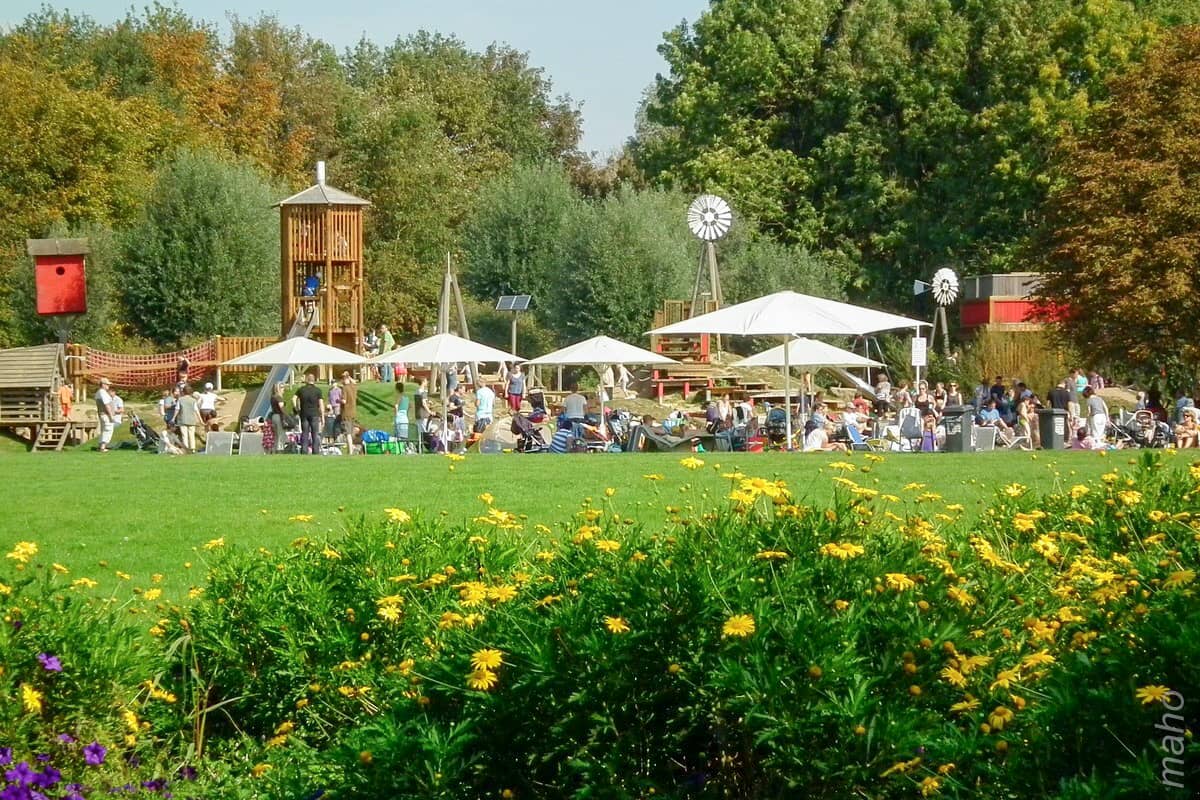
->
[[223, 337, 367, 367], [730, 337, 884, 370], [650, 291, 927, 447], [526, 335, 677, 426], [372, 333, 521, 444]]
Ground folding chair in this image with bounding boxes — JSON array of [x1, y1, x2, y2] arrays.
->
[[897, 408, 923, 452], [204, 431, 235, 456], [238, 432, 264, 455], [845, 424, 882, 452], [972, 425, 997, 452]]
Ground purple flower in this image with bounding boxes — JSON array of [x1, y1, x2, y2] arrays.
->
[[175, 766, 196, 782], [31, 766, 61, 788], [56, 734, 76, 745], [0, 748, 11, 766], [140, 780, 164, 791], [65, 789, 86, 800], [12, 620, 22, 631], [36, 654, 62, 673], [5, 761, 36, 785], [33, 755, 49, 764], [82, 743, 106, 767]]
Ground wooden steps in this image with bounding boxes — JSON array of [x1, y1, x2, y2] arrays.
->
[[33, 421, 72, 452]]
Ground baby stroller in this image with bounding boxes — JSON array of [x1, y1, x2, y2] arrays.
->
[[526, 390, 548, 423], [1122, 410, 1172, 448], [765, 407, 788, 447], [511, 414, 549, 453], [129, 413, 160, 452]]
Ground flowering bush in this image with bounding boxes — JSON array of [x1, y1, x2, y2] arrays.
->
[[4, 452, 1200, 798]]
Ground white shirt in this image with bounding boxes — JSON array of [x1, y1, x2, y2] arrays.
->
[[804, 427, 828, 451], [564, 392, 587, 419], [198, 391, 218, 411], [476, 386, 496, 419]]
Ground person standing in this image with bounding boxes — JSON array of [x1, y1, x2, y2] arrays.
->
[[600, 365, 615, 403], [415, 377, 433, 432], [616, 363, 635, 399], [394, 382, 411, 450], [175, 385, 201, 453], [379, 325, 396, 382], [506, 365, 525, 414], [296, 373, 325, 455], [475, 380, 496, 432], [198, 382, 219, 425], [340, 372, 358, 448], [326, 378, 344, 440], [94, 378, 116, 452], [1083, 386, 1108, 444], [58, 382, 74, 419], [268, 382, 287, 453]]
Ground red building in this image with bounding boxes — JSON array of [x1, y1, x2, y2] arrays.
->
[[959, 272, 1045, 331]]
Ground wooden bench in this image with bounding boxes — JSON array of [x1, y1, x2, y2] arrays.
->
[[652, 375, 714, 402]]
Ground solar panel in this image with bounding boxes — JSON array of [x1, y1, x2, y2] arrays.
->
[[496, 294, 532, 312]]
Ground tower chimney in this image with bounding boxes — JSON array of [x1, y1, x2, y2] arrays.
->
[[316, 161, 326, 186]]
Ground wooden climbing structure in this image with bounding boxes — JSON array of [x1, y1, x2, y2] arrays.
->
[[0, 343, 94, 449]]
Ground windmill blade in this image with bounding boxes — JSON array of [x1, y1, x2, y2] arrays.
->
[[687, 194, 733, 241], [931, 267, 959, 306]]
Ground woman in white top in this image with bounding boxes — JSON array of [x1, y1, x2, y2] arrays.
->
[[1083, 386, 1108, 445]]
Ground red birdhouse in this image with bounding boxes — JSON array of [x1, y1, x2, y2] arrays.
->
[[27, 239, 89, 316]]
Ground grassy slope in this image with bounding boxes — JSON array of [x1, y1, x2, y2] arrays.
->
[[0, 445, 1122, 597]]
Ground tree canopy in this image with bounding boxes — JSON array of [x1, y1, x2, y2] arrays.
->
[[635, 0, 1181, 296], [1033, 27, 1200, 380]]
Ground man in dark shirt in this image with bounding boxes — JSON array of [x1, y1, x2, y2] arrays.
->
[[1049, 381, 1071, 411], [296, 373, 326, 455]]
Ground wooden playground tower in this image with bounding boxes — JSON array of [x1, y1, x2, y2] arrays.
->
[[276, 162, 370, 353]]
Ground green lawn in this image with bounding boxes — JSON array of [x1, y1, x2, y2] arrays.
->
[[0, 445, 1123, 598]]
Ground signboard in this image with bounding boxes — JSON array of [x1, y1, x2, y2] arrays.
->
[[910, 336, 927, 368]]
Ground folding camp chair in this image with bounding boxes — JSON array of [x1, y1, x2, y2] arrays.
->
[[973, 426, 997, 452], [203, 431, 235, 456], [897, 408, 923, 452], [845, 424, 884, 452], [238, 432, 265, 455]]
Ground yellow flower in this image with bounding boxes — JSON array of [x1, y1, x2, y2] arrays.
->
[[21, 683, 43, 714], [322, 546, 342, 560], [594, 539, 621, 553], [920, 776, 942, 796], [950, 696, 980, 713], [828, 461, 857, 472], [1069, 484, 1090, 500], [477, 493, 494, 505], [446, 452, 466, 462], [487, 585, 518, 603], [722, 614, 756, 638], [71, 577, 98, 589], [1164, 570, 1195, 589], [384, 508, 411, 524], [604, 487, 616, 497], [1003, 483, 1027, 498], [203, 537, 225, 550], [535, 551, 556, 562], [251, 763, 272, 778], [470, 649, 504, 670], [51, 562, 69, 574], [940, 666, 967, 688], [679, 456, 705, 470], [946, 587, 976, 608], [1117, 490, 1142, 506], [604, 616, 631, 634], [864, 453, 885, 463], [833, 599, 850, 612], [885, 573, 916, 592], [903, 482, 926, 491], [881, 756, 922, 776], [819, 542, 865, 560], [988, 705, 1015, 731], [1135, 685, 1172, 705], [6, 541, 38, 564], [755, 550, 789, 561], [642, 474, 664, 481], [1021, 650, 1055, 670], [1148, 510, 1168, 523], [289, 514, 314, 523]]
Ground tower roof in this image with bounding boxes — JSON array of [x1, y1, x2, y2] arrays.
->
[[275, 183, 371, 207]]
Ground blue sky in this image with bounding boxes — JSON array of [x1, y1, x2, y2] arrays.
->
[[2, 0, 706, 155]]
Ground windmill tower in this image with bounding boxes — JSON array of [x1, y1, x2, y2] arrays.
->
[[687, 194, 732, 315], [275, 162, 370, 352]]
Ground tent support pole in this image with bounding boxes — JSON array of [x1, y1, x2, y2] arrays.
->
[[783, 335, 793, 450]]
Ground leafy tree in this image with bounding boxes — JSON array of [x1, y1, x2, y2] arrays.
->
[[1032, 27, 1200, 379], [362, 239, 444, 337], [460, 161, 578, 301], [636, 0, 1175, 296], [120, 149, 281, 344]]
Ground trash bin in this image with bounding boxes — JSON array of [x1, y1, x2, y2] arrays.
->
[[941, 405, 975, 452], [1038, 408, 1069, 450]]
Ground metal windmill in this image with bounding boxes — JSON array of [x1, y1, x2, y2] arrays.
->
[[923, 267, 959, 356], [687, 194, 732, 315]]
